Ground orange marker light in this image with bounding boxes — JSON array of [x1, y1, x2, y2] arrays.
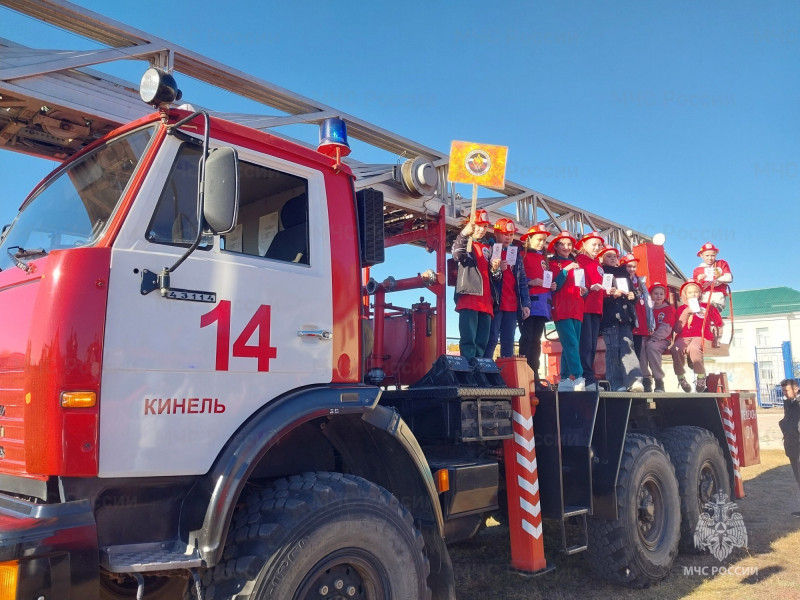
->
[[0, 561, 19, 600], [436, 469, 450, 493], [60, 391, 97, 408]]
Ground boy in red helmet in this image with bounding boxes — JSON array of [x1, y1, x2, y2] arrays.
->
[[519, 224, 554, 389], [484, 217, 531, 358], [692, 242, 732, 311], [639, 282, 676, 393], [452, 210, 499, 360], [549, 231, 587, 391], [576, 231, 607, 391], [671, 279, 722, 393]]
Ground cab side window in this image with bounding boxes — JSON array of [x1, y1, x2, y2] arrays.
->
[[147, 145, 202, 246], [222, 160, 309, 265], [148, 144, 310, 265]]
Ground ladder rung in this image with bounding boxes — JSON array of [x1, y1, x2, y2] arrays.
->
[[564, 544, 588, 555]]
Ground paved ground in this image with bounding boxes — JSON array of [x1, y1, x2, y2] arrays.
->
[[757, 407, 785, 450]]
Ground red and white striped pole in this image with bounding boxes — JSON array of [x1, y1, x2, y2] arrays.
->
[[717, 397, 745, 498], [497, 357, 548, 573], [708, 373, 744, 499]]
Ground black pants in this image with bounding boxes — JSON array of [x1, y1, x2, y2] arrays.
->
[[579, 313, 601, 385], [519, 315, 548, 382], [787, 444, 800, 503], [633, 334, 644, 361]]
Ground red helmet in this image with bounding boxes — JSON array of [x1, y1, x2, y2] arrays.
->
[[597, 245, 619, 260], [576, 230, 604, 250], [680, 279, 702, 296], [493, 217, 518, 234], [472, 209, 491, 226], [547, 231, 577, 253], [648, 281, 667, 294], [697, 242, 719, 257], [620, 253, 639, 265], [520, 223, 550, 242]]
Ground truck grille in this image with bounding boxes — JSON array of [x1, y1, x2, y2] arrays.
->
[[0, 361, 27, 475]]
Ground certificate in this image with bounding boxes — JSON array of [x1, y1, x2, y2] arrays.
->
[[491, 243, 503, 263], [573, 268, 585, 288], [505, 245, 518, 266]]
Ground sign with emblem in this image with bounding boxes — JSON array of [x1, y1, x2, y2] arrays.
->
[[694, 492, 748, 561], [447, 140, 509, 189]]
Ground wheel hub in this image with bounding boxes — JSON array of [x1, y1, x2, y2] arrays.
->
[[311, 565, 363, 599], [698, 461, 718, 504], [637, 477, 665, 548]]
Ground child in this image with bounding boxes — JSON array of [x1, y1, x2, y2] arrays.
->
[[692, 242, 733, 311], [598, 246, 644, 392], [484, 218, 531, 359], [452, 210, 498, 360], [548, 231, 587, 391], [639, 282, 676, 393], [519, 224, 554, 389], [670, 279, 723, 393], [621, 253, 654, 387], [576, 231, 606, 391]]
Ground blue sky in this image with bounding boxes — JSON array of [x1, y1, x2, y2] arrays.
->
[[1, 0, 798, 339]]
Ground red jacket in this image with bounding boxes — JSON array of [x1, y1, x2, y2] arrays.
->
[[692, 259, 732, 296], [550, 256, 584, 321], [577, 253, 605, 315], [674, 303, 722, 341]]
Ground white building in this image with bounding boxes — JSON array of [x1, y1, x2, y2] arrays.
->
[[702, 287, 800, 404]]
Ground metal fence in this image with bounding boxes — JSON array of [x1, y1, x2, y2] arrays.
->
[[755, 345, 786, 408]]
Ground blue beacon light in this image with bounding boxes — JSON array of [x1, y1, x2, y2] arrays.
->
[[318, 118, 351, 170]]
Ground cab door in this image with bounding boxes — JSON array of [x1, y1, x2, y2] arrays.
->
[[99, 136, 333, 477]]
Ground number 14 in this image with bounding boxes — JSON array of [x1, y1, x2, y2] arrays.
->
[[200, 300, 278, 372]]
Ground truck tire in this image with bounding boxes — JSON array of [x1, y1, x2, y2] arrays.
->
[[659, 426, 731, 552], [586, 433, 680, 587], [199, 472, 432, 600], [99, 572, 188, 600]]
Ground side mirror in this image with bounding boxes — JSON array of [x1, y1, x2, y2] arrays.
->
[[204, 147, 239, 234]]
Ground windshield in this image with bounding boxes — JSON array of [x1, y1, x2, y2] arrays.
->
[[0, 126, 156, 270]]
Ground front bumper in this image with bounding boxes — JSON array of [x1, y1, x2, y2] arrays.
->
[[0, 494, 98, 599]]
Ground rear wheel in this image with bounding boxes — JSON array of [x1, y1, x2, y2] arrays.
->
[[199, 472, 431, 600], [587, 433, 680, 587], [659, 426, 731, 552]]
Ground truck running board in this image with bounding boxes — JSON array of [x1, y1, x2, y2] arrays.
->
[[560, 508, 589, 555], [100, 542, 202, 573]]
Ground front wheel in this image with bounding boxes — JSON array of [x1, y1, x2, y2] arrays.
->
[[587, 434, 680, 587], [199, 472, 431, 600]]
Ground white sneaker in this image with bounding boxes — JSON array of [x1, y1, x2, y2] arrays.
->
[[557, 378, 574, 391], [628, 380, 645, 393], [572, 377, 586, 392], [585, 382, 598, 391]]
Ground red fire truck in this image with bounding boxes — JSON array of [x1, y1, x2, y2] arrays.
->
[[0, 4, 760, 599]]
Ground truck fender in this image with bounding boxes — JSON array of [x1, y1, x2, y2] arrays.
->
[[182, 384, 444, 566]]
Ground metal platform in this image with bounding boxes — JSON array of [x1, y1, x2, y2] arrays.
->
[[101, 542, 202, 573]]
